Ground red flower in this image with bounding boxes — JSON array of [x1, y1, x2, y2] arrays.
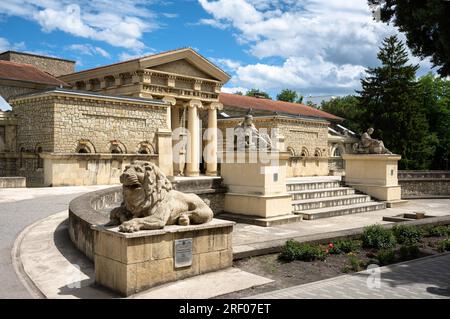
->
[[328, 243, 334, 248]]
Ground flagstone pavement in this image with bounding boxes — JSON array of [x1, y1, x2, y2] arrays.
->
[[247, 253, 450, 299]]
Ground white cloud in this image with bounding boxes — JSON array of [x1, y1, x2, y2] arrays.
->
[[67, 44, 111, 58], [198, 18, 229, 30], [0, 0, 158, 51], [118, 50, 156, 61], [198, 0, 430, 94], [221, 86, 249, 94], [0, 37, 26, 52]]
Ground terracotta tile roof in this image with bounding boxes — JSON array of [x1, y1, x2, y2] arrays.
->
[[0, 60, 68, 86], [219, 93, 343, 121]]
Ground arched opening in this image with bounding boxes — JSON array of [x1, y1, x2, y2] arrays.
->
[[110, 146, 123, 154], [76, 140, 95, 154], [287, 146, 296, 157], [78, 146, 90, 154], [137, 142, 154, 155], [300, 147, 309, 157], [333, 147, 342, 157], [314, 148, 322, 157]]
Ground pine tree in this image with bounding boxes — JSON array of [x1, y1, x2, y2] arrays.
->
[[357, 35, 434, 169]]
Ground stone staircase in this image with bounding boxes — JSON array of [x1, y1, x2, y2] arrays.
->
[[287, 177, 386, 220]]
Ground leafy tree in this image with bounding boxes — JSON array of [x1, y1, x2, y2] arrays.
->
[[305, 100, 317, 108], [297, 95, 304, 104], [233, 91, 243, 95], [277, 89, 298, 102], [320, 96, 363, 133], [369, 0, 450, 76], [245, 88, 271, 99], [357, 35, 435, 169], [417, 73, 450, 169]]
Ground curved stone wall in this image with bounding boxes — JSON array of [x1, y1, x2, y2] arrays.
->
[[68, 180, 226, 261]]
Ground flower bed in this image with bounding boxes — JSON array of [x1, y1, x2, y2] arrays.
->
[[218, 223, 450, 299]]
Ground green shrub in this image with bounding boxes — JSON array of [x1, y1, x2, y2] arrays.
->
[[399, 244, 420, 260], [362, 225, 396, 249], [279, 240, 326, 262], [376, 248, 396, 265], [424, 225, 450, 237], [437, 239, 450, 253], [328, 240, 361, 254], [392, 225, 423, 244]]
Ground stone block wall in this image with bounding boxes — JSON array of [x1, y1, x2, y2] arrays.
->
[[0, 85, 37, 101], [10, 91, 169, 154], [218, 116, 330, 177], [52, 98, 167, 153], [13, 97, 55, 153], [398, 170, 450, 198]]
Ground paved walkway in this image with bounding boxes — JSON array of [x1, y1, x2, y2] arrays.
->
[[0, 185, 112, 298], [248, 253, 450, 299]]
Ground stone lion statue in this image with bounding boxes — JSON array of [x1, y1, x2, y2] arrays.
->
[[106, 161, 214, 232]]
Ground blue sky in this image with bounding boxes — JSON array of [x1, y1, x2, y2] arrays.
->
[[0, 0, 435, 104]]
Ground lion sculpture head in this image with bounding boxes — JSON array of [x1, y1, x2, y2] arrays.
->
[[119, 161, 172, 216]]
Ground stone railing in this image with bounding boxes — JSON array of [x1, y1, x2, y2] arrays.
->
[[68, 179, 226, 261], [398, 170, 450, 198]]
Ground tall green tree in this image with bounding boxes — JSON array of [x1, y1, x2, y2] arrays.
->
[[245, 88, 271, 99], [320, 95, 363, 133], [277, 89, 297, 102], [418, 73, 450, 169], [276, 89, 305, 104], [357, 35, 435, 169], [368, 0, 450, 76]]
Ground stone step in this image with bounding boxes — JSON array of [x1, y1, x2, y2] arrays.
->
[[294, 201, 387, 220], [286, 181, 341, 192], [289, 187, 355, 200], [291, 194, 371, 211]]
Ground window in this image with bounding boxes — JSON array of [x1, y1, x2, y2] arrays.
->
[[333, 148, 342, 157]]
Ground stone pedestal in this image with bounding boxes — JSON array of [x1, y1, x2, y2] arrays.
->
[[92, 219, 234, 297], [342, 154, 406, 205], [220, 151, 298, 226]]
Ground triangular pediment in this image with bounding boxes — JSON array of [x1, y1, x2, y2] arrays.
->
[[138, 48, 230, 83], [150, 59, 215, 80]]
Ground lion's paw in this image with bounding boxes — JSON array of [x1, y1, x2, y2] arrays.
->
[[119, 220, 141, 233], [178, 213, 190, 226]]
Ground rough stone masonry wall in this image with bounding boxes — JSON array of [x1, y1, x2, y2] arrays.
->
[[13, 97, 55, 152], [0, 52, 75, 77], [0, 85, 37, 101], [277, 119, 329, 157], [399, 170, 450, 198], [52, 97, 167, 153]]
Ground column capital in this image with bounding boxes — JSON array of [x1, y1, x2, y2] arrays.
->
[[208, 102, 223, 110], [185, 99, 203, 109], [162, 96, 177, 106]]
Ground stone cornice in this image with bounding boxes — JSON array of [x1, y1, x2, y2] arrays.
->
[[9, 89, 169, 109]]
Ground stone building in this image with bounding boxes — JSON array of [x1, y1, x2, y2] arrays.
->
[[0, 48, 355, 186], [0, 60, 69, 100], [0, 51, 75, 77]]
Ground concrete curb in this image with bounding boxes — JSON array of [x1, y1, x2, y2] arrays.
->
[[233, 214, 450, 259], [10, 214, 60, 299]]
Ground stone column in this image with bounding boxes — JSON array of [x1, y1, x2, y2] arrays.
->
[[162, 96, 177, 130], [205, 102, 222, 176], [185, 99, 202, 177], [171, 105, 180, 132]]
